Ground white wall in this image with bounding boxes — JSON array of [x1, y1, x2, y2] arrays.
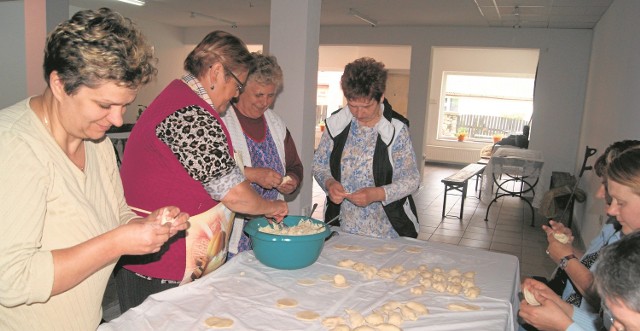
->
[[574, 0, 640, 244], [0, 1, 27, 109]]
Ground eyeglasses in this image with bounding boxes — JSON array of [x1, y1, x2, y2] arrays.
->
[[222, 65, 245, 94], [601, 303, 617, 331]]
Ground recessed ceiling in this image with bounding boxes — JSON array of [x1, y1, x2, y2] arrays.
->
[[68, 0, 613, 29]]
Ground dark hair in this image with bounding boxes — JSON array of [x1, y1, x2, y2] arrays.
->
[[184, 30, 253, 78], [595, 230, 640, 312], [340, 57, 387, 102], [43, 8, 157, 94], [594, 140, 640, 177]]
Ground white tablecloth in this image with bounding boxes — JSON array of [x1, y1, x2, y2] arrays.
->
[[482, 147, 545, 208], [100, 232, 520, 331]]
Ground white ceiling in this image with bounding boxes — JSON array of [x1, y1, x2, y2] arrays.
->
[[67, 0, 614, 29]]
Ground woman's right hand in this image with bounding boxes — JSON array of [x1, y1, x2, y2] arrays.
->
[[326, 179, 348, 204], [265, 200, 288, 222], [123, 207, 189, 255]]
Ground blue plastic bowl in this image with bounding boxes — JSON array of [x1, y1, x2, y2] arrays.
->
[[244, 216, 330, 270]]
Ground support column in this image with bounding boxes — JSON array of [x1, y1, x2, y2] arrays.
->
[[269, 0, 321, 216]]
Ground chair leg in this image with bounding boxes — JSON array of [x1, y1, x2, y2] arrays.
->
[[442, 184, 448, 218], [460, 182, 467, 219]]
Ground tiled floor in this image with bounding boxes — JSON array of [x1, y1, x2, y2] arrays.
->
[[103, 162, 560, 321]]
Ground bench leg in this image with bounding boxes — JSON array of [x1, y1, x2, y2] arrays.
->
[[442, 184, 448, 218], [460, 182, 468, 219]]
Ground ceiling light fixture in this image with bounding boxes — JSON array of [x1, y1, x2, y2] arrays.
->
[[348, 8, 377, 27], [190, 12, 237, 28], [116, 0, 146, 6]]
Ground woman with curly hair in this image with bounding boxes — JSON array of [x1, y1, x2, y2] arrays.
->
[[0, 8, 189, 330], [313, 57, 419, 238]]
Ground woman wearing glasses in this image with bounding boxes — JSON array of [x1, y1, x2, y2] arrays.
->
[[221, 53, 303, 259], [116, 30, 288, 312]]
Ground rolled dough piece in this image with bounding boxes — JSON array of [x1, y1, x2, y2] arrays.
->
[[203, 316, 234, 328], [296, 310, 320, 321], [276, 298, 298, 308], [447, 302, 481, 311], [296, 278, 316, 286]]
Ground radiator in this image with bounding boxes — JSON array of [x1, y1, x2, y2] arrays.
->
[[424, 145, 481, 165]]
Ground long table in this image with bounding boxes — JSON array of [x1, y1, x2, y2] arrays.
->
[[100, 232, 520, 331]]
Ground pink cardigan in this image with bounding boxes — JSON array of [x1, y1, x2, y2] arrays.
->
[[119, 79, 234, 280]]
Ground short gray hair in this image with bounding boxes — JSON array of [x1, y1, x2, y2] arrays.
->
[[595, 230, 640, 312]]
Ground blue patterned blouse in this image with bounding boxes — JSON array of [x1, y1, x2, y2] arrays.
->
[[313, 116, 420, 238]]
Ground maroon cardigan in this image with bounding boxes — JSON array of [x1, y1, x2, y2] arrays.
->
[[119, 79, 234, 280]]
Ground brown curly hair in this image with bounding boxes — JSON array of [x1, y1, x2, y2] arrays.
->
[[43, 8, 157, 95], [340, 57, 387, 102]]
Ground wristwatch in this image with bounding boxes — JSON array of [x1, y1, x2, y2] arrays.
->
[[559, 254, 577, 270]]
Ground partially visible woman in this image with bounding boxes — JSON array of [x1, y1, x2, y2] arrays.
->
[[595, 230, 640, 331], [540, 141, 640, 312], [117, 31, 288, 312], [221, 52, 303, 258], [313, 57, 419, 238], [0, 8, 188, 330], [519, 145, 640, 331]]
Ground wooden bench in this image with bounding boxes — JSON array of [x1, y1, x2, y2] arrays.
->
[[441, 163, 486, 219]]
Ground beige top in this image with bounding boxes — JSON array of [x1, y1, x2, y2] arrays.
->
[[0, 98, 137, 330]]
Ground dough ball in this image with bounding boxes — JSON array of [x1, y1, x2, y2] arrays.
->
[[553, 232, 570, 244], [333, 244, 350, 250], [322, 316, 346, 329], [364, 312, 385, 325], [464, 286, 481, 299], [387, 311, 404, 327], [447, 302, 482, 311], [446, 284, 463, 295], [448, 268, 462, 276], [296, 310, 320, 321], [391, 265, 404, 274], [523, 288, 541, 306], [410, 285, 427, 295], [461, 278, 476, 288], [374, 323, 402, 331], [337, 259, 356, 268], [463, 271, 476, 279], [333, 274, 350, 288], [329, 325, 351, 331], [381, 300, 402, 312], [352, 262, 367, 272], [281, 175, 293, 184], [160, 208, 175, 225], [448, 275, 462, 284], [377, 268, 394, 279], [203, 316, 234, 329], [353, 326, 376, 331], [399, 305, 418, 321], [417, 264, 429, 271], [345, 309, 365, 328], [419, 277, 432, 288], [432, 282, 447, 293], [432, 273, 446, 282], [406, 301, 429, 315], [276, 298, 298, 308]]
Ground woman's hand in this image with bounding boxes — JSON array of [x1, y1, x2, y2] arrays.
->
[[518, 295, 574, 331], [265, 200, 288, 222], [277, 176, 298, 195], [346, 187, 385, 207], [326, 179, 348, 204], [124, 207, 189, 255], [246, 167, 283, 190], [545, 231, 574, 264], [543, 220, 575, 244]]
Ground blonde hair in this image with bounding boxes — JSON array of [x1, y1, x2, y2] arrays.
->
[[607, 146, 640, 195], [43, 8, 157, 94]]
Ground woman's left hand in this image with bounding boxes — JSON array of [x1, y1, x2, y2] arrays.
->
[[277, 176, 298, 195], [346, 187, 385, 207]]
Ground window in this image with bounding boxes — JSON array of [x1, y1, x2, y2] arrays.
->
[[439, 72, 534, 143]]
